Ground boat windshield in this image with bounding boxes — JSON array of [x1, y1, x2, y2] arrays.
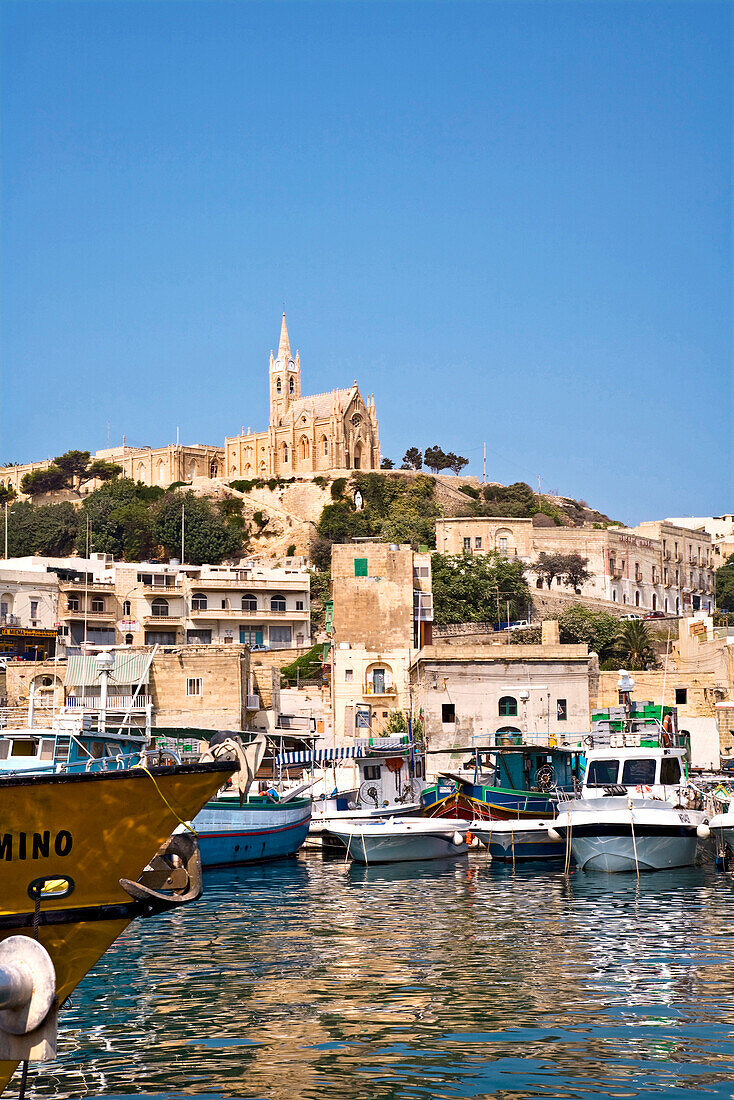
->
[[586, 759, 619, 787], [621, 758, 656, 785]]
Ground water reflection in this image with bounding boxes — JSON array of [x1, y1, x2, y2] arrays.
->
[[26, 855, 734, 1099]]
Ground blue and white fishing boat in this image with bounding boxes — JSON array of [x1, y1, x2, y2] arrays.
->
[[191, 733, 313, 867]]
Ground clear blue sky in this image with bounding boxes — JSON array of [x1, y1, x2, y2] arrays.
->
[[2, 1, 731, 525]]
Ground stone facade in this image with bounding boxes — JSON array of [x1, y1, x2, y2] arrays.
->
[[225, 315, 380, 479], [435, 516, 715, 616], [331, 541, 433, 738], [410, 640, 592, 773], [0, 313, 380, 494]]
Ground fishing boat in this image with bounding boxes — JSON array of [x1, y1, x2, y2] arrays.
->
[[0, 755, 236, 1095], [421, 744, 583, 820], [550, 744, 709, 873], [190, 733, 313, 867], [275, 736, 428, 849], [471, 818, 565, 863], [325, 817, 470, 864], [0, 709, 147, 775]]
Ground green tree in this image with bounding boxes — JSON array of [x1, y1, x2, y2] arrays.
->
[[431, 552, 529, 626], [533, 551, 592, 591], [563, 553, 592, 592], [616, 619, 657, 670], [402, 447, 423, 470], [21, 466, 67, 495], [447, 452, 469, 476], [424, 445, 453, 473], [153, 491, 243, 565], [54, 450, 91, 490], [76, 478, 155, 559], [6, 501, 80, 556], [534, 551, 566, 589], [716, 554, 734, 612], [85, 460, 122, 483], [556, 605, 620, 663], [0, 485, 16, 505], [380, 457, 395, 469]]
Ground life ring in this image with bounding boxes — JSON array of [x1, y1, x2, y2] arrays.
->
[[662, 714, 673, 747]]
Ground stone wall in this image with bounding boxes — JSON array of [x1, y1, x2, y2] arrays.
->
[[147, 646, 250, 731]]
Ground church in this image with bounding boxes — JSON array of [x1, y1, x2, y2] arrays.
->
[[224, 314, 381, 479]]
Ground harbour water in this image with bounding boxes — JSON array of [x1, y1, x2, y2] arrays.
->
[[29, 854, 734, 1099]]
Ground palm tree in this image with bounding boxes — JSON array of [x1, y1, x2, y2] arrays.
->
[[616, 619, 656, 670]]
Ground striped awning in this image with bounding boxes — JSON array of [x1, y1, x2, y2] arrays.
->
[[66, 653, 151, 688], [276, 738, 411, 767]]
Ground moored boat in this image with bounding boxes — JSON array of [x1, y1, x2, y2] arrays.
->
[[325, 817, 469, 864], [192, 793, 313, 867], [471, 818, 565, 862], [0, 757, 236, 1094]]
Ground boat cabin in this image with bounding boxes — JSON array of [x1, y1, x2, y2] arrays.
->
[[0, 717, 146, 775], [581, 746, 687, 799], [461, 746, 582, 795]]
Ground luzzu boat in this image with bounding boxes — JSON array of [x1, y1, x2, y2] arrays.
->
[[421, 744, 583, 820], [0, 757, 235, 1095]]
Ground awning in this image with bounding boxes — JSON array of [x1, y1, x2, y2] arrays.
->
[[276, 738, 411, 767], [65, 653, 151, 688]]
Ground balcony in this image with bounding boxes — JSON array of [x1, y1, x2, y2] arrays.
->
[[139, 581, 181, 594], [364, 683, 397, 697], [0, 614, 20, 626], [66, 694, 152, 711], [188, 606, 308, 619], [60, 580, 115, 594], [142, 615, 184, 628], [190, 576, 308, 592], [63, 608, 116, 623]]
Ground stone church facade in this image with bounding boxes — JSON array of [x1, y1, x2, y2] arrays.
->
[[224, 314, 380, 479], [1, 314, 380, 495]]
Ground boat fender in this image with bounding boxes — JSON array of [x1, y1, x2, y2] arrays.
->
[[452, 831, 465, 846], [697, 823, 711, 838], [548, 826, 561, 841], [470, 835, 481, 848]]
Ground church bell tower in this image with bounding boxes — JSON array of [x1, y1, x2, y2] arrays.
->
[[269, 313, 301, 426]]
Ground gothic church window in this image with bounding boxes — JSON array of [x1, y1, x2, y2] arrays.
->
[[300, 437, 310, 460], [321, 435, 328, 456], [282, 443, 288, 462], [276, 379, 282, 394], [289, 377, 295, 394]]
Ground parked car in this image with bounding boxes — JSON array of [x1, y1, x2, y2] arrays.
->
[[620, 613, 643, 621], [644, 611, 666, 620], [507, 620, 531, 631]]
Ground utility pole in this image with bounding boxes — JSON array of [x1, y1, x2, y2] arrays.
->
[[483, 442, 486, 484], [4, 501, 7, 559], [181, 503, 185, 565]]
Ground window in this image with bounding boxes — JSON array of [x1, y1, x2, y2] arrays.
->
[[242, 593, 257, 612], [499, 537, 508, 554], [91, 597, 104, 613], [354, 558, 368, 577], [151, 598, 169, 617], [675, 688, 687, 705], [67, 595, 80, 612], [282, 443, 288, 462], [661, 757, 682, 785], [475, 537, 482, 549], [463, 537, 471, 553], [364, 765, 381, 780], [191, 592, 207, 611], [239, 627, 263, 646], [269, 625, 292, 648], [289, 377, 295, 394], [556, 699, 567, 721], [621, 758, 656, 786], [499, 696, 517, 717], [270, 594, 286, 612], [30, 600, 39, 620], [296, 600, 304, 611], [322, 436, 328, 456], [586, 759, 619, 787], [536, 578, 543, 589], [635, 591, 640, 607], [345, 669, 353, 682], [276, 378, 282, 394], [612, 590, 617, 602], [124, 634, 133, 645], [221, 599, 228, 610], [372, 668, 386, 693], [187, 678, 202, 697], [123, 600, 131, 616], [413, 565, 430, 579], [145, 630, 176, 645], [186, 629, 212, 644], [442, 703, 456, 723], [652, 594, 657, 610]]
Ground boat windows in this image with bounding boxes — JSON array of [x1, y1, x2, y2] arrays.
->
[[586, 759, 619, 787], [40, 739, 55, 761], [0, 742, 9, 759], [660, 757, 682, 785], [621, 758, 656, 786], [364, 765, 381, 779]]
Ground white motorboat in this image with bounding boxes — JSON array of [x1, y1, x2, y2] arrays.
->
[[708, 802, 734, 863], [471, 818, 564, 862], [549, 744, 710, 873], [325, 817, 470, 864]]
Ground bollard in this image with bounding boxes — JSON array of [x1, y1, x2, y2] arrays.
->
[[0, 937, 57, 1062]]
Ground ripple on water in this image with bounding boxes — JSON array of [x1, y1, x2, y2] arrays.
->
[[22, 857, 734, 1099]]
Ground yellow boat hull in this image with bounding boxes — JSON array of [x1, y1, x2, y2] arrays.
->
[[0, 761, 234, 1094]]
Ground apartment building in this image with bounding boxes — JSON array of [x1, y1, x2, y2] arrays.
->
[[0, 564, 59, 659], [331, 540, 433, 738], [434, 516, 714, 616]]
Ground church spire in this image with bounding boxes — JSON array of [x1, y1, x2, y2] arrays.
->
[[278, 313, 291, 360]]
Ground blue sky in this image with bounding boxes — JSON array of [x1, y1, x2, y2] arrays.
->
[[2, 0, 731, 525]]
